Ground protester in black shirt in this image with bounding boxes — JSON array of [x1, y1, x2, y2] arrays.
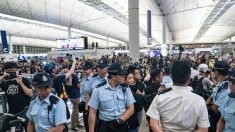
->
[[128, 66, 145, 130], [0, 62, 32, 114], [125, 71, 139, 132]]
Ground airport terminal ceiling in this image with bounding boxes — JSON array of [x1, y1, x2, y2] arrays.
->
[[0, 0, 235, 48]]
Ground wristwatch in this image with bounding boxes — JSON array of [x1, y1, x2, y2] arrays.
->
[[117, 118, 125, 125]]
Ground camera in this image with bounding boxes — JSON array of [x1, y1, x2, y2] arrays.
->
[[6, 72, 17, 80]]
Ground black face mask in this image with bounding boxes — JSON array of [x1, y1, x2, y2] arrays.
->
[[229, 92, 235, 98]]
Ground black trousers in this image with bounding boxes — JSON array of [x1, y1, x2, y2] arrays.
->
[[98, 120, 128, 132], [208, 109, 221, 132], [83, 109, 89, 132]]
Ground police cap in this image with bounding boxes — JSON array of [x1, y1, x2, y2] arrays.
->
[[82, 61, 93, 70], [214, 61, 229, 71], [108, 63, 127, 75], [97, 58, 109, 68], [44, 63, 55, 73], [32, 72, 52, 88]]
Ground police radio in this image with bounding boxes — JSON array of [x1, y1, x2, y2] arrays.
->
[[229, 92, 235, 98], [47, 96, 59, 126]]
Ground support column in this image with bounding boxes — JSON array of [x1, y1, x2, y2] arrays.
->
[[23, 45, 26, 54], [169, 32, 173, 55], [125, 43, 128, 50], [162, 15, 166, 44], [106, 36, 109, 49], [8, 34, 13, 54], [68, 26, 71, 38], [161, 15, 167, 56], [128, 0, 139, 62]]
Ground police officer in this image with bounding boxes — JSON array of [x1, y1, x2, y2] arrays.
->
[[80, 61, 94, 132], [216, 70, 235, 132], [206, 61, 230, 132], [147, 61, 210, 131], [85, 58, 109, 111], [88, 63, 135, 132], [26, 72, 67, 132]]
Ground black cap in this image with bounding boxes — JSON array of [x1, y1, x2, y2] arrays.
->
[[44, 63, 55, 73], [83, 61, 93, 70], [32, 72, 52, 88], [108, 63, 127, 75], [214, 61, 229, 70], [229, 70, 235, 81], [97, 59, 109, 68]]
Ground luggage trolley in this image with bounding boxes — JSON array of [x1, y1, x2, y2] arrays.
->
[[0, 113, 26, 132]]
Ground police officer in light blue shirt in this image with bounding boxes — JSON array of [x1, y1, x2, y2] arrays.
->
[[80, 61, 93, 132], [88, 62, 135, 132], [206, 61, 230, 132], [217, 70, 235, 132], [26, 72, 67, 132], [85, 58, 109, 110]]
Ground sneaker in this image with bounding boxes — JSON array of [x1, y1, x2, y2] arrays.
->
[[71, 127, 80, 131]]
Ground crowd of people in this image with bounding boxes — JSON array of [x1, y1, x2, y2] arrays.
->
[[0, 53, 234, 132]]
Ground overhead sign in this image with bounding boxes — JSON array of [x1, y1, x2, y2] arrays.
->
[[0, 31, 9, 54], [147, 10, 152, 45]]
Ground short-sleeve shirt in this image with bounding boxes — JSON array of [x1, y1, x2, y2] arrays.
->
[[220, 96, 235, 132], [66, 74, 80, 99], [211, 80, 230, 108], [198, 75, 213, 91], [147, 86, 210, 131], [88, 81, 135, 121], [52, 75, 66, 96], [26, 93, 67, 132], [86, 74, 108, 94], [80, 75, 93, 102], [0, 78, 31, 114]]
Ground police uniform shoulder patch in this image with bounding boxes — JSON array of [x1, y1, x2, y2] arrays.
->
[[158, 88, 172, 95], [95, 80, 107, 88], [92, 74, 99, 77]]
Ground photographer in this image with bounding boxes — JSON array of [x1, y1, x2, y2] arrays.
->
[[0, 62, 32, 114]]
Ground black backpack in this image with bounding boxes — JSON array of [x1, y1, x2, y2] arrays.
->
[[191, 76, 206, 100]]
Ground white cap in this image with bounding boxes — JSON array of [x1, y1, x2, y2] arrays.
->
[[198, 64, 209, 73]]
